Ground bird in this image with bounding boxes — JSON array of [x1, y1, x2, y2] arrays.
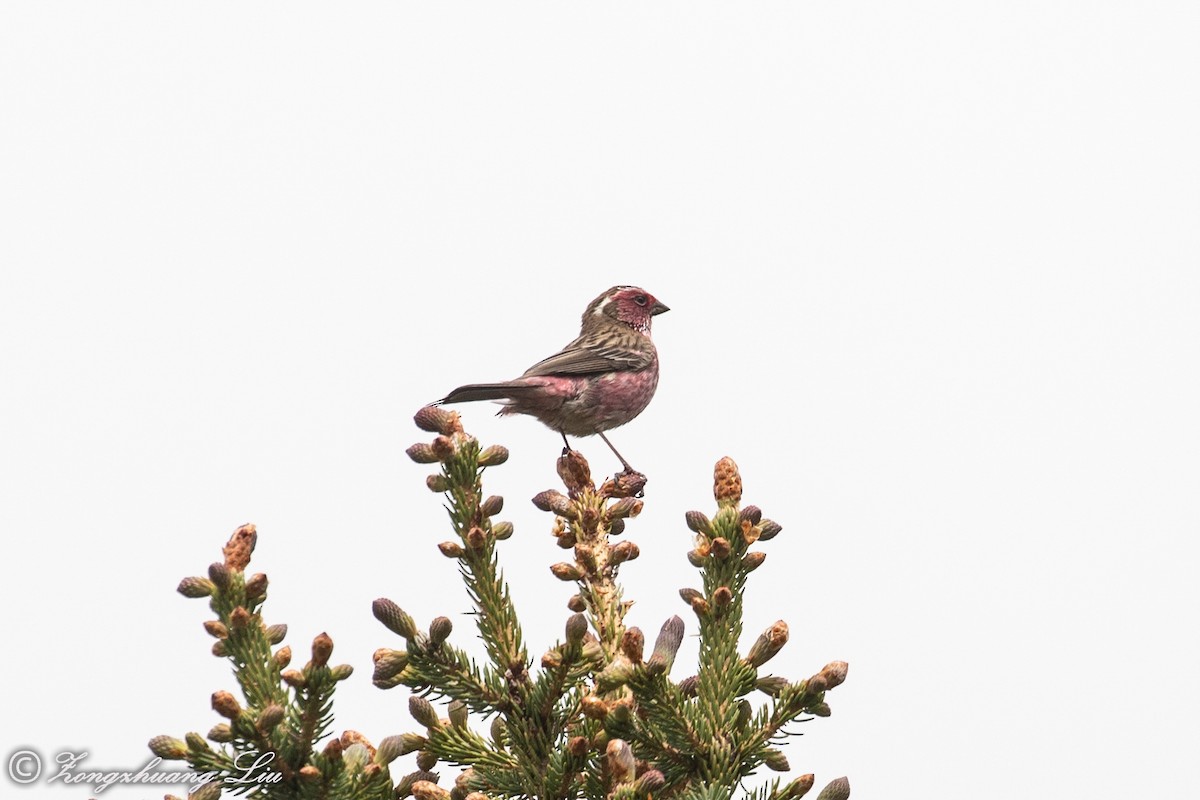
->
[[439, 285, 669, 474]]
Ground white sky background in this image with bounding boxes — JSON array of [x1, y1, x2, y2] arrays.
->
[[2, 2, 1197, 798]]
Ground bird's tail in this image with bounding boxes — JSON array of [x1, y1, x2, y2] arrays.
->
[[439, 382, 538, 405]]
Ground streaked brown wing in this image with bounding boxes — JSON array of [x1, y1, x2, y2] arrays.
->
[[521, 336, 652, 377]]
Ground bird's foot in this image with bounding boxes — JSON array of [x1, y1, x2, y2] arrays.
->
[[601, 468, 647, 499]]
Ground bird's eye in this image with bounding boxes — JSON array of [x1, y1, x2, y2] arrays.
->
[[634, 294, 648, 306]]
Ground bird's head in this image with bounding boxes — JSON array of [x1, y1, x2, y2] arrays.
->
[[585, 286, 670, 335]]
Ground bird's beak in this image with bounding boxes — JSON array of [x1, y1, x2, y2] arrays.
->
[[651, 300, 670, 316]]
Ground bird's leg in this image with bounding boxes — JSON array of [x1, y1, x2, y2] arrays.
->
[[560, 431, 573, 457], [597, 431, 635, 474]]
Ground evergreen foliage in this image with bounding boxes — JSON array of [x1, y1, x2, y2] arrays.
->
[[153, 407, 850, 800]]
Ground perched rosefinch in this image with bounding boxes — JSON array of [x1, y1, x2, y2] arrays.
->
[[439, 286, 669, 473]]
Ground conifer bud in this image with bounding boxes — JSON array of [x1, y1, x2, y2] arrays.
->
[[606, 497, 642, 520], [429, 616, 453, 647], [646, 615, 685, 675], [438, 541, 464, 558], [414, 405, 458, 435], [207, 562, 231, 590], [257, 704, 285, 730], [412, 781, 450, 800], [610, 541, 640, 564], [581, 694, 608, 719], [330, 664, 354, 681], [373, 598, 418, 639], [148, 735, 188, 760], [687, 548, 707, 567], [211, 691, 241, 719], [465, 526, 487, 550], [759, 519, 782, 541], [740, 505, 762, 525], [273, 646, 292, 669], [621, 627, 645, 663], [311, 632, 333, 667], [606, 739, 636, 783], [266, 624, 288, 644], [634, 770, 666, 794], [713, 457, 743, 505], [679, 587, 704, 605], [815, 777, 850, 800], [576, 543, 598, 572], [396, 772, 440, 799], [777, 774, 815, 800], [226, 606, 250, 630], [596, 659, 635, 691], [746, 620, 789, 667], [532, 489, 576, 518], [244, 572, 268, 599], [489, 716, 507, 745], [541, 649, 563, 670], [449, 699, 468, 728], [177, 577, 215, 598], [373, 735, 403, 765], [416, 750, 438, 771], [393, 732, 428, 755], [409, 696, 441, 729], [807, 674, 829, 693], [567, 594, 587, 612], [713, 586, 733, 608], [811, 702, 831, 717], [565, 613, 588, 645], [581, 640, 605, 665], [406, 443, 440, 463], [568, 735, 589, 756], [324, 737, 345, 760], [763, 748, 789, 772], [184, 732, 209, 753], [820, 660, 849, 689], [426, 474, 452, 493], [742, 551, 767, 571], [480, 495, 504, 516], [211, 640, 228, 657], [556, 531, 576, 549], [224, 524, 258, 570], [550, 562, 583, 581], [478, 444, 510, 466], [756, 676, 789, 696], [678, 675, 699, 697], [342, 730, 375, 758], [492, 520, 514, 540], [684, 510, 713, 535], [281, 669, 306, 688], [298, 765, 321, 782], [430, 435, 455, 460], [710, 537, 732, 560], [207, 724, 232, 743], [690, 597, 711, 617], [455, 769, 478, 793], [192, 783, 222, 800], [608, 517, 626, 536], [203, 620, 228, 639], [581, 505, 600, 528]]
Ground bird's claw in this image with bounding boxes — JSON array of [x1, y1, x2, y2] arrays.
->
[[602, 469, 647, 499]]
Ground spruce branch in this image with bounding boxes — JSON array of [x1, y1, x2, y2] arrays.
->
[[382, 408, 852, 800], [154, 524, 398, 800]]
